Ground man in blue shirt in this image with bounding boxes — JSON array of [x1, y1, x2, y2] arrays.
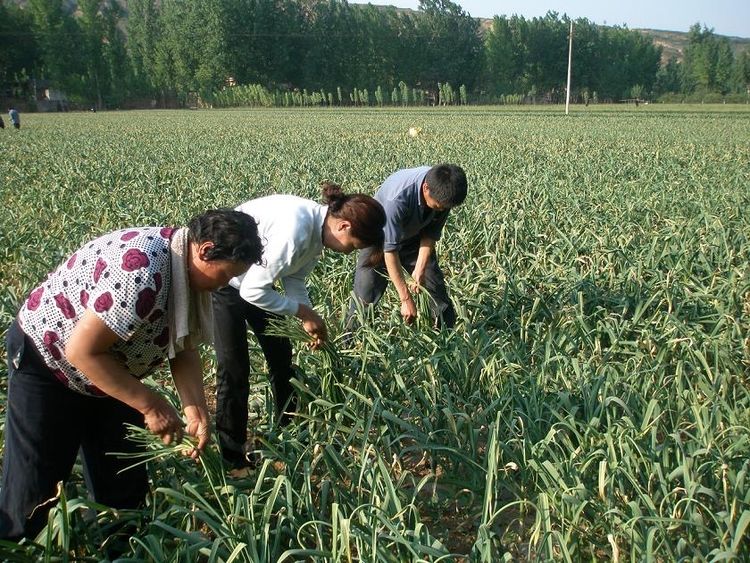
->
[[347, 164, 467, 330]]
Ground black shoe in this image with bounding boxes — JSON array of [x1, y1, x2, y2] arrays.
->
[[223, 450, 255, 471]]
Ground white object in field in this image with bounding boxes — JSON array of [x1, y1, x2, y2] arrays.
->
[[408, 127, 422, 137]]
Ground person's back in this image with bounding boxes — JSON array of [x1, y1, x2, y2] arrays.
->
[[8, 108, 20, 129], [231, 194, 327, 312]]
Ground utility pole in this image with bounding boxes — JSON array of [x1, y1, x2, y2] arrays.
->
[[565, 21, 573, 115]]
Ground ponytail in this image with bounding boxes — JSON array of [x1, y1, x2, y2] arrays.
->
[[321, 181, 386, 261], [321, 181, 344, 205]]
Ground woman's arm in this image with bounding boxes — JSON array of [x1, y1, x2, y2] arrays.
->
[[65, 309, 185, 445], [169, 349, 211, 459]]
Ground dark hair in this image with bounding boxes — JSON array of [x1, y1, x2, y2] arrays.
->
[[424, 164, 467, 207], [322, 181, 386, 263], [187, 209, 263, 266]]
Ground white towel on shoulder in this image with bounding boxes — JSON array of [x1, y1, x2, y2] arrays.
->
[[167, 227, 214, 358]]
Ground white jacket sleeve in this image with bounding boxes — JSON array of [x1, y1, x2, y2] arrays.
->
[[237, 238, 301, 316], [280, 259, 318, 309]]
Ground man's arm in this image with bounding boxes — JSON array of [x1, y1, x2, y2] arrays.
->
[[384, 250, 417, 324], [410, 237, 436, 292]]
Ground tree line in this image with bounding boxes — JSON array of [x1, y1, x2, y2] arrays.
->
[[1, 0, 748, 110]]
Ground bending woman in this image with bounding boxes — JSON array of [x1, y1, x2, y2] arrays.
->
[[0, 209, 263, 541], [213, 183, 385, 469]]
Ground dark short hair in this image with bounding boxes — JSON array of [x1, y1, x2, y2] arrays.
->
[[424, 164, 467, 207], [187, 209, 263, 265]]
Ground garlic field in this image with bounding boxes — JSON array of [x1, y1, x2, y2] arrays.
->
[[0, 105, 748, 561]]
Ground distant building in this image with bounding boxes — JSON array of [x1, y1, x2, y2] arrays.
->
[[32, 79, 69, 112]]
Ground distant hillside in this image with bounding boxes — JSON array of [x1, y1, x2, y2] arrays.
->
[[632, 28, 750, 63], [472, 15, 749, 65], [384, 6, 750, 65]]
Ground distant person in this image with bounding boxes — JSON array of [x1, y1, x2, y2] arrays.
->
[[346, 164, 467, 331], [8, 108, 20, 129], [212, 183, 385, 470], [0, 209, 263, 541]]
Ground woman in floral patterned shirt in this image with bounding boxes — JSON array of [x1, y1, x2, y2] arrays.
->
[[0, 209, 263, 541]]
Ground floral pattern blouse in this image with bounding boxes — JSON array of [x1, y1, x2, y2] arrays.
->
[[18, 227, 175, 396]]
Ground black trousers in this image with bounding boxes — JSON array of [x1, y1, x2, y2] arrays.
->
[[346, 237, 456, 330], [212, 285, 296, 467], [0, 320, 147, 541]]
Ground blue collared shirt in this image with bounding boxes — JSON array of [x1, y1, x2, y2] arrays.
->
[[375, 166, 450, 252]]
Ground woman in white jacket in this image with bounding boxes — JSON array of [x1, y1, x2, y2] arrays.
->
[[212, 182, 385, 469]]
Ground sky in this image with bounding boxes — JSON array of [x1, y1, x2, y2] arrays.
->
[[346, 0, 750, 38]]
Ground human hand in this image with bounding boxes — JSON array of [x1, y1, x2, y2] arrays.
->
[[409, 270, 424, 293], [141, 392, 185, 446], [297, 304, 328, 350], [183, 406, 211, 459], [400, 295, 417, 325]]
